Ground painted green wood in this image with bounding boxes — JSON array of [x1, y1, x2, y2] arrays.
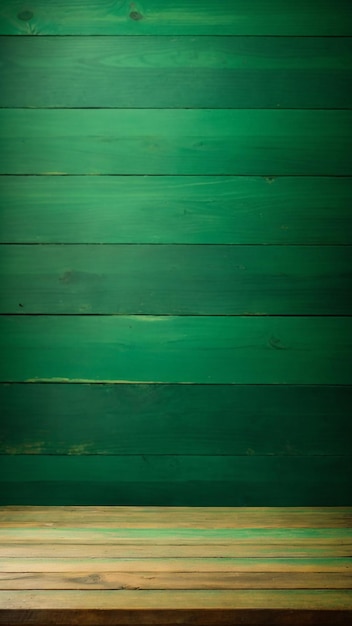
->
[[0, 456, 351, 505], [1, 245, 351, 315], [0, 384, 351, 456], [1, 176, 351, 245], [1, 110, 351, 175], [0, 1, 351, 35], [1, 316, 351, 384], [1, 36, 351, 109]]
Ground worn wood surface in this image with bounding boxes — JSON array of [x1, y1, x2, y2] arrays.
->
[[1, 244, 351, 315], [1, 175, 351, 245], [0, 507, 351, 625], [0, 457, 351, 506], [1, 36, 351, 109], [1, 0, 351, 35], [1, 110, 351, 175], [1, 316, 351, 384], [0, 384, 350, 456]]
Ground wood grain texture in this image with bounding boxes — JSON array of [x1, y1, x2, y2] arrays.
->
[[1, 589, 352, 610], [1, 110, 351, 175], [1, 36, 351, 109], [2, 527, 351, 544], [1, 506, 352, 528], [1, 316, 351, 384], [1, 176, 351, 245], [1, 570, 351, 590], [2, 542, 352, 558], [0, 384, 351, 456], [1, 244, 351, 315], [2, 557, 352, 572], [0, 0, 351, 35], [0, 456, 351, 505]]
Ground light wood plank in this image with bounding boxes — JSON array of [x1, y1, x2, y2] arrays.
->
[[1, 571, 351, 590], [1, 110, 351, 175], [1, 543, 351, 558], [1, 589, 352, 610], [1, 528, 351, 545], [1, 505, 351, 527], [2, 557, 351, 573]]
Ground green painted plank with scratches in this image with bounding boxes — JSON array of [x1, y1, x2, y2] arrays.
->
[[1, 36, 351, 108], [0, 384, 351, 456], [1, 245, 351, 315], [0, 455, 351, 506], [0, 316, 351, 384], [0, 0, 351, 35], [1, 176, 351, 244], [1, 110, 351, 175]]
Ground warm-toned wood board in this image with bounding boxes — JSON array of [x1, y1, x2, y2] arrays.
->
[[0, 0, 351, 35], [0, 456, 351, 506], [1, 316, 351, 384], [1, 589, 352, 610], [2, 543, 351, 558], [1, 36, 351, 108], [1, 244, 351, 315], [1, 110, 351, 175], [2, 557, 351, 573], [0, 556, 352, 575], [1, 506, 352, 528], [1, 527, 351, 544], [1, 384, 350, 457], [1, 176, 351, 245], [1, 570, 351, 590]]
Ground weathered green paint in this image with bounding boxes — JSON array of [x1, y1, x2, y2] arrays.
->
[[1, 176, 351, 245], [1, 316, 351, 384], [0, 384, 350, 456], [1, 110, 351, 175], [1, 36, 351, 108], [0, 456, 351, 506], [1, 245, 351, 315], [0, 0, 351, 35]]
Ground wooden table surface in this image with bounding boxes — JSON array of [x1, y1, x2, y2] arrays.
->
[[0, 506, 351, 625]]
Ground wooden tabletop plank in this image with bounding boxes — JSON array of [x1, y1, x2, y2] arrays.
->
[[0, 506, 351, 527], [1, 544, 351, 558], [1, 589, 352, 610], [2, 558, 351, 574], [1, 528, 350, 544], [1, 571, 351, 590]]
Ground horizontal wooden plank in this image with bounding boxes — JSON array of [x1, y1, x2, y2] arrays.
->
[[1, 245, 351, 315], [1, 316, 351, 384], [1, 36, 351, 108], [1, 506, 352, 528], [0, 456, 351, 506], [1, 527, 351, 544], [2, 557, 351, 573], [1, 570, 351, 590], [1, 176, 351, 245], [1, 110, 351, 175], [1, 384, 351, 456], [1, 543, 351, 559], [1, 0, 351, 35], [1, 589, 352, 611]]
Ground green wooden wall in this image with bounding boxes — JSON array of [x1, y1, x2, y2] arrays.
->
[[0, 1, 351, 505]]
